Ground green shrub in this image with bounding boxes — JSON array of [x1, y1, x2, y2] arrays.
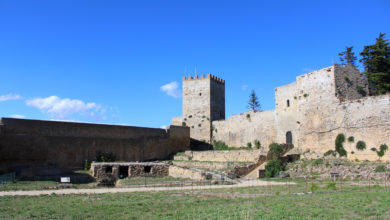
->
[[268, 143, 284, 160], [212, 140, 230, 150], [313, 159, 323, 166], [380, 144, 388, 153], [247, 142, 252, 148], [348, 136, 354, 142], [253, 139, 261, 149], [371, 147, 377, 152], [324, 150, 336, 157], [351, 151, 355, 154], [182, 122, 186, 126], [95, 151, 116, 162], [324, 182, 337, 190], [310, 183, 319, 191], [304, 93, 309, 98], [375, 165, 387, 173], [265, 159, 285, 178], [84, 160, 90, 170], [356, 141, 366, 151], [335, 133, 347, 157]]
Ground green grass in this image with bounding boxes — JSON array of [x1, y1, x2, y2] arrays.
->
[[1, 187, 390, 219]]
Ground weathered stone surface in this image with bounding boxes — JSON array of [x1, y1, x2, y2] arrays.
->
[[172, 74, 225, 143], [207, 65, 390, 161], [0, 118, 190, 176], [91, 162, 169, 179]]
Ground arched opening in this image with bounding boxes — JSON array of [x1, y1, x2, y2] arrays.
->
[[287, 99, 290, 107], [286, 131, 292, 144]]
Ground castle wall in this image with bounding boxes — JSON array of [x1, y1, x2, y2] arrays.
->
[[210, 79, 225, 121], [296, 66, 390, 161], [0, 118, 190, 176], [182, 76, 212, 142], [334, 64, 369, 101], [274, 82, 299, 146], [212, 110, 277, 148], [179, 74, 225, 142], [298, 94, 390, 160]]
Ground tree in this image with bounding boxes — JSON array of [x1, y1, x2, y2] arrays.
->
[[247, 89, 261, 111], [360, 33, 390, 95], [338, 46, 357, 67]]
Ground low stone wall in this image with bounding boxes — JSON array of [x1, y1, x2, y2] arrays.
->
[[179, 150, 263, 162], [168, 166, 211, 180], [92, 162, 169, 179]]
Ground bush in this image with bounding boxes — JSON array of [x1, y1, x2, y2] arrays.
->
[[348, 136, 354, 142], [265, 159, 285, 178], [313, 159, 323, 166], [324, 150, 336, 157], [380, 144, 388, 153], [95, 151, 116, 162], [212, 140, 230, 150], [356, 141, 366, 151], [268, 143, 284, 160], [253, 139, 261, 149], [84, 160, 90, 170], [310, 183, 319, 191], [375, 165, 387, 173], [335, 133, 347, 157], [247, 142, 252, 148], [324, 182, 337, 190]]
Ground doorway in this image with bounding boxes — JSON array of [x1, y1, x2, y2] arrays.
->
[[286, 131, 292, 144]]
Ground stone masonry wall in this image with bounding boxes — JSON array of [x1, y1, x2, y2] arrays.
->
[[297, 66, 390, 161], [184, 149, 263, 162], [274, 82, 299, 146], [334, 64, 369, 101], [212, 110, 276, 149], [175, 74, 225, 143], [0, 118, 190, 175]]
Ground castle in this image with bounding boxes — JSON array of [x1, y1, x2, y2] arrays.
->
[[1, 64, 389, 177], [173, 64, 390, 161]]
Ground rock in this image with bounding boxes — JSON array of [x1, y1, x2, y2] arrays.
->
[[96, 174, 117, 187], [211, 180, 219, 184], [333, 160, 342, 166], [279, 171, 290, 178]]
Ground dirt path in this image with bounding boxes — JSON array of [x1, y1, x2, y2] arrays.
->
[[0, 180, 294, 197]]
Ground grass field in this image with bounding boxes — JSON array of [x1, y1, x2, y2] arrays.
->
[[1, 185, 390, 219]]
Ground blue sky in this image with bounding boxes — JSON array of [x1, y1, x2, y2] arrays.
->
[[0, 0, 389, 128]]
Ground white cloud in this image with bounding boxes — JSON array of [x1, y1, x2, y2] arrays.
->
[[0, 94, 22, 102], [26, 96, 103, 119], [241, 84, 248, 90], [9, 114, 25, 119], [160, 81, 181, 98], [160, 125, 168, 129]]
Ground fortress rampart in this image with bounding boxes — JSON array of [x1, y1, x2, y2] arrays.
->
[[210, 65, 390, 161], [0, 118, 190, 176]]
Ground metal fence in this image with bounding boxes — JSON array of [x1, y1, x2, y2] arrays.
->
[[0, 172, 15, 184]]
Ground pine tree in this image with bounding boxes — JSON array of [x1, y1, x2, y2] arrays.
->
[[338, 46, 357, 67], [360, 33, 390, 95], [247, 89, 261, 111]]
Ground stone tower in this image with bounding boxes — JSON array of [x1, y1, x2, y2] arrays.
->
[[172, 74, 225, 143]]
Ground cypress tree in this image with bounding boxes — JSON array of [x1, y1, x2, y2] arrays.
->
[[338, 46, 357, 67], [247, 89, 261, 111], [360, 33, 390, 95]]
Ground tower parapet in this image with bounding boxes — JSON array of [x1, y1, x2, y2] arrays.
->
[[183, 74, 225, 84]]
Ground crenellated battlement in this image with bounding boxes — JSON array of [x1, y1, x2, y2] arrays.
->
[[182, 74, 225, 84]]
